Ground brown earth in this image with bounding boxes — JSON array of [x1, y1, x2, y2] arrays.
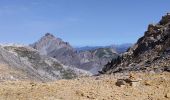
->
[[0, 72, 170, 100]]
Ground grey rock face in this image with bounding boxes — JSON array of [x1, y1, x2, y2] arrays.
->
[[0, 44, 91, 81], [102, 13, 170, 74], [30, 33, 119, 74]]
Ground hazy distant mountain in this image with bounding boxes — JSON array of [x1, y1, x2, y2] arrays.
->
[[76, 43, 132, 54], [0, 44, 90, 81], [76, 46, 104, 51], [30, 33, 119, 74]]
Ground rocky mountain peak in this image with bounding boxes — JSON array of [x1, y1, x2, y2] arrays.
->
[[45, 33, 55, 37], [30, 33, 73, 55], [40, 33, 67, 45], [159, 13, 170, 25]]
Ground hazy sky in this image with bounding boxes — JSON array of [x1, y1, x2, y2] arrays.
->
[[0, 0, 170, 46]]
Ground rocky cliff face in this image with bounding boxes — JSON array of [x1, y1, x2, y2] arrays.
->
[[0, 44, 90, 81], [101, 13, 170, 74], [30, 33, 119, 74]]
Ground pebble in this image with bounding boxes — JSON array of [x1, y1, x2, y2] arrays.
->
[[165, 92, 170, 98]]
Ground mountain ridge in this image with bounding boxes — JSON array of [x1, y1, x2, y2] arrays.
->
[[30, 33, 120, 74], [101, 13, 170, 74], [75, 43, 132, 53]]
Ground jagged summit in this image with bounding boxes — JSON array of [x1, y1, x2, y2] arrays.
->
[[30, 33, 73, 55], [45, 33, 55, 37], [40, 33, 56, 42], [43, 33, 64, 42], [159, 13, 170, 25], [101, 13, 170, 74]]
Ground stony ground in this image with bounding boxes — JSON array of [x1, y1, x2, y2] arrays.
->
[[0, 72, 170, 100]]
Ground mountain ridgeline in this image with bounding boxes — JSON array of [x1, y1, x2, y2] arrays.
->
[[76, 43, 132, 53], [30, 33, 121, 74], [101, 13, 170, 74], [0, 33, 129, 82]]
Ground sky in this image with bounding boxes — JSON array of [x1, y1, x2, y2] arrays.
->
[[0, 0, 170, 47]]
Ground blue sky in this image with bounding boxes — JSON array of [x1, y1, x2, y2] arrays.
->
[[0, 0, 170, 46]]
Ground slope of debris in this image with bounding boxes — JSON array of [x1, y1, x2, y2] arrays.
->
[[0, 44, 91, 81]]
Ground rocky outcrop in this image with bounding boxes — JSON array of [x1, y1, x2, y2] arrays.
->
[[101, 13, 170, 74], [0, 44, 91, 81]]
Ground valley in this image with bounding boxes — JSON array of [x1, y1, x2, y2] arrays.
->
[[0, 2, 169, 99]]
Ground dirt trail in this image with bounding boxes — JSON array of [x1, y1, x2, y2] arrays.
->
[[0, 72, 170, 100]]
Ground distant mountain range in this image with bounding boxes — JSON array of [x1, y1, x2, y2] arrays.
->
[[30, 33, 123, 74], [75, 43, 133, 53], [0, 32, 130, 82]]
